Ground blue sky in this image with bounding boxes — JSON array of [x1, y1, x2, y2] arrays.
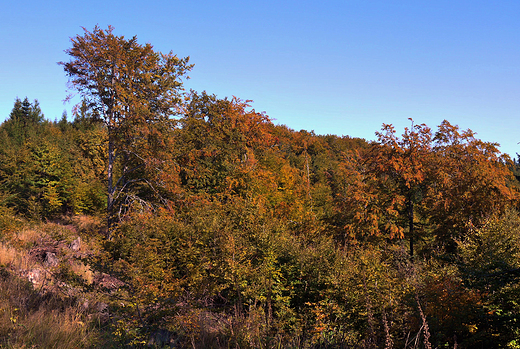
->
[[2, 0, 520, 156]]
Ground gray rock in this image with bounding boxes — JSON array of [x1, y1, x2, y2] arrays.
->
[[44, 252, 59, 267], [81, 299, 90, 310], [70, 237, 81, 251], [96, 302, 108, 313], [148, 329, 175, 348]]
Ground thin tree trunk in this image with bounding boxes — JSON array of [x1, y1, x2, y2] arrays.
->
[[107, 134, 115, 236], [408, 194, 414, 257]]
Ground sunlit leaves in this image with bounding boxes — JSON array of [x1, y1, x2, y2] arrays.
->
[[61, 25, 193, 225], [339, 119, 517, 255], [427, 120, 517, 243]]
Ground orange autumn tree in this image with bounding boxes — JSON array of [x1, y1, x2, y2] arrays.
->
[[60, 25, 192, 230], [364, 120, 433, 256], [341, 119, 516, 256], [176, 91, 273, 197], [336, 121, 432, 252], [426, 120, 517, 248]]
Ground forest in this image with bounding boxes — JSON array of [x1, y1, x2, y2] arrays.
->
[[1, 26, 520, 348]]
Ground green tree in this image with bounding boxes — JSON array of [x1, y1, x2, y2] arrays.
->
[[456, 209, 520, 347], [60, 25, 193, 230], [0, 118, 78, 219], [4, 97, 44, 145], [9, 97, 44, 125]]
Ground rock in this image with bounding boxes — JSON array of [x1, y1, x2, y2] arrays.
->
[[69, 237, 81, 251], [95, 302, 110, 322], [26, 268, 41, 284], [96, 302, 108, 313], [94, 273, 124, 290], [44, 252, 59, 267], [81, 299, 90, 310]]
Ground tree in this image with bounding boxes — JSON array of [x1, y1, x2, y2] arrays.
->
[[4, 97, 44, 145], [60, 25, 193, 230], [176, 91, 272, 195], [370, 120, 433, 256], [426, 120, 516, 247], [455, 209, 520, 346], [9, 97, 45, 125], [339, 120, 432, 255], [340, 120, 516, 257]]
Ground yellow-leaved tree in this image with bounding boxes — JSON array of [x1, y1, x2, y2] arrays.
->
[[60, 25, 193, 231]]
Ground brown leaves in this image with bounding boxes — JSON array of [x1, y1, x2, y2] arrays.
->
[[426, 120, 517, 240], [336, 119, 517, 253]]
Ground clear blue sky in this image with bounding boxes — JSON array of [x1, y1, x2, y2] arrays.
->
[[2, 0, 519, 156]]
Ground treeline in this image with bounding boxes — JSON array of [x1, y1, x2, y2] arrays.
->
[[1, 26, 520, 348], [2, 94, 520, 348]]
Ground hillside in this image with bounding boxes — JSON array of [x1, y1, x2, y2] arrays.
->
[[1, 26, 520, 348], [1, 96, 520, 348]]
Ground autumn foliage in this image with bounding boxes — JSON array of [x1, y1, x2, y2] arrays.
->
[[0, 26, 520, 348]]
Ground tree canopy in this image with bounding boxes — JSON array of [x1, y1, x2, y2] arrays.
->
[[60, 25, 193, 228], [0, 25, 519, 348]]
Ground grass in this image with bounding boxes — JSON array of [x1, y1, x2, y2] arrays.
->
[[0, 243, 22, 269], [0, 267, 98, 349], [0, 214, 114, 349], [15, 228, 41, 247], [70, 260, 95, 285]]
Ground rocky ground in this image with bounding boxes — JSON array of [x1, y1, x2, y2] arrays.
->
[[0, 215, 126, 348]]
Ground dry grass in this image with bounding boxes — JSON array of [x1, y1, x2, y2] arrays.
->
[[10, 307, 91, 349], [70, 260, 94, 285], [162, 306, 278, 349], [0, 269, 97, 349], [15, 228, 42, 247], [0, 242, 31, 271], [0, 215, 119, 348], [71, 214, 103, 235], [0, 243, 20, 267]]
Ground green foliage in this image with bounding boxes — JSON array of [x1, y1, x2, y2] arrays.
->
[[3, 97, 44, 146], [101, 195, 435, 347], [61, 25, 193, 228], [0, 195, 18, 241], [1, 94, 517, 346], [1, 26, 519, 347], [458, 209, 520, 281], [456, 209, 520, 347], [0, 99, 107, 219]]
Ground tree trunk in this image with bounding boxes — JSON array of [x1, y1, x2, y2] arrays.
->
[[408, 194, 414, 257], [107, 134, 115, 236]]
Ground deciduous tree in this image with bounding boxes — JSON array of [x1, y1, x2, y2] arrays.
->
[[371, 120, 433, 256], [427, 120, 516, 247], [340, 120, 516, 256], [176, 91, 272, 195], [60, 25, 193, 230], [340, 120, 432, 255]]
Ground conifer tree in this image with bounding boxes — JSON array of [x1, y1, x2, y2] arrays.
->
[[5, 97, 44, 144]]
